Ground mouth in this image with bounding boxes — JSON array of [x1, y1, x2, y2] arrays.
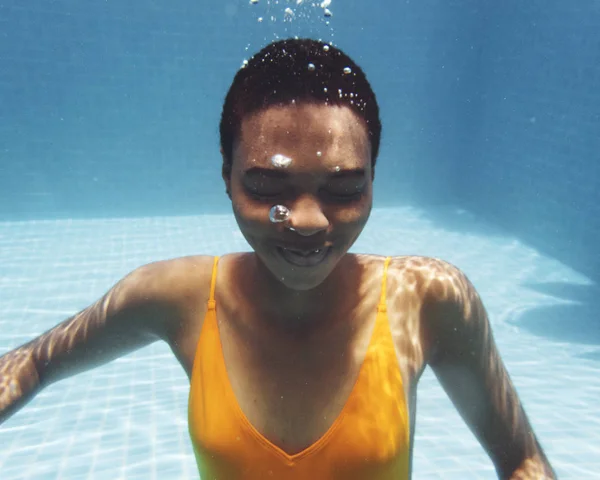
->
[[276, 246, 331, 267]]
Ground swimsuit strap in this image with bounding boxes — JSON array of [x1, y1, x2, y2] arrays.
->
[[207, 256, 219, 310]]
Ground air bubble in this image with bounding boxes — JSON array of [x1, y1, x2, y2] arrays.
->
[[316, 151, 322, 157], [343, 67, 352, 74], [324, 8, 332, 17], [269, 205, 291, 223], [308, 63, 316, 71], [335, 166, 341, 172], [250, 0, 259, 4], [271, 153, 292, 168], [284, 7, 294, 18], [320, 0, 331, 7], [323, 87, 328, 93], [323, 44, 330, 52], [258, 16, 263, 22]]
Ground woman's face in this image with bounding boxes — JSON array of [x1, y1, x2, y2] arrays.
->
[[224, 103, 373, 291]]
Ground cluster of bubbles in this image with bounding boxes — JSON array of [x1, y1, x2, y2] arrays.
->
[[241, 0, 338, 69], [246, 0, 336, 39], [250, 0, 332, 19]]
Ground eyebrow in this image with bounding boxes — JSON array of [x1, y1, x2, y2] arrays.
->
[[243, 167, 367, 179]]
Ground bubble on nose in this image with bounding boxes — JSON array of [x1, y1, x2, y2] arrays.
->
[[271, 153, 292, 168], [269, 205, 291, 223], [307, 62, 316, 71]]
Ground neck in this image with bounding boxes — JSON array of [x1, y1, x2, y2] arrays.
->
[[239, 253, 360, 334]]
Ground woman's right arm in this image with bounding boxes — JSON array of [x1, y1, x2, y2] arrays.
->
[[0, 259, 185, 425]]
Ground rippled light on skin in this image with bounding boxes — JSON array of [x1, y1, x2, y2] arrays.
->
[[271, 153, 292, 168], [269, 205, 291, 223]]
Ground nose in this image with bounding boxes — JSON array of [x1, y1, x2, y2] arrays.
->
[[286, 195, 329, 236]]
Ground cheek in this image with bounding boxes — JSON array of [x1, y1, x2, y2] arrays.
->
[[332, 197, 372, 227], [233, 199, 270, 231]]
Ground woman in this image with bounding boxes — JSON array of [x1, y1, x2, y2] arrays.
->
[[0, 39, 554, 479]]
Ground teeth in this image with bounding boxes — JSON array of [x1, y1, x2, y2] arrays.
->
[[285, 248, 322, 256]]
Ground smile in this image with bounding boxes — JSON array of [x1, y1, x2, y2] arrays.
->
[[277, 246, 331, 267]]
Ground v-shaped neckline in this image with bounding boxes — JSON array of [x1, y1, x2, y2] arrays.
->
[[212, 303, 383, 463]]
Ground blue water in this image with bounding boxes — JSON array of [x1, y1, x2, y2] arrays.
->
[[1, 208, 599, 478], [1, 0, 600, 478]]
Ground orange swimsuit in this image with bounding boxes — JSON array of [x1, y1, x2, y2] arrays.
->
[[188, 256, 410, 479]]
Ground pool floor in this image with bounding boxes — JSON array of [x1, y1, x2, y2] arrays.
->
[[0, 206, 599, 479]]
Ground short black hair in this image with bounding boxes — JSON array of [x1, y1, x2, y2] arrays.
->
[[220, 38, 381, 177]]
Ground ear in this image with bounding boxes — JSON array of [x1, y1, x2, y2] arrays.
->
[[221, 147, 232, 199]]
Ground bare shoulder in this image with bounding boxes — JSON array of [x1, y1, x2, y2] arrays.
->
[[353, 253, 467, 296], [108, 255, 217, 339], [127, 255, 216, 306], [383, 255, 481, 361], [386, 255, 475, 303]]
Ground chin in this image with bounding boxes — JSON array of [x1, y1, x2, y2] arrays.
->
[[259, 248, 340, 292]]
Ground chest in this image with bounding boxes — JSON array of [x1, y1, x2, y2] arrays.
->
[[202, 300, 422, 458]]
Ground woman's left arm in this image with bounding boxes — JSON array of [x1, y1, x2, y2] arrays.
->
[[420, 261, 556, 480]]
